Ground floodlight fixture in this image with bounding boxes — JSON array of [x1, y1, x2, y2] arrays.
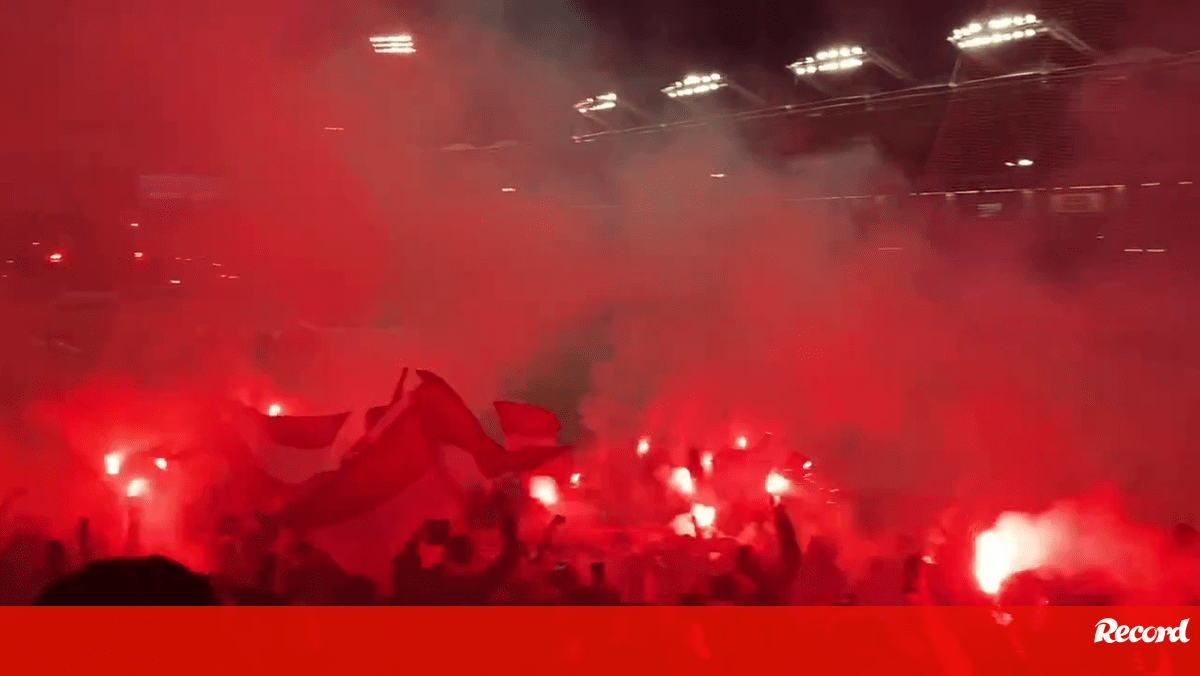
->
[[663, 73, 726, 98], [949, 14, 1047, 50], [788, 46, 866, 76], [370, 34, 415, 54], [575, 93, 619, 114]]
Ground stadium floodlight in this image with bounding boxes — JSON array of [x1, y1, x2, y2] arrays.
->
[[575, 93, 618, 114], [663, 73, 726, 98], [789, 46, 866, 76], [788, 45, 912, 83], [370, 34, 415, 54], [949, 14, 1046, 50]]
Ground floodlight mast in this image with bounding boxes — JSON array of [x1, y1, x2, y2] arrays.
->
[[575, 93, 619, 114], [787, 45, 913, 83], [948, 14, 1095, 57], [662, 73, 727, 99], [370, 34, 415, 54]]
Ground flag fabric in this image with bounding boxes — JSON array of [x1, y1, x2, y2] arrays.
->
[[229, 406, 350, 485], [494, 401, 561, 440], [271, 370, 570, 532]]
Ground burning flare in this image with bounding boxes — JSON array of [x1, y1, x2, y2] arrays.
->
[[529, 476, 559, 507], [636, 437, 651, 456], [104, 453, 122, 476], [765, 470, 790, 496], [973, 512, 1050, 595], [669, 467, 696, 496]]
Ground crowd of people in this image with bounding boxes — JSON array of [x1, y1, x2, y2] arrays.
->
[[2, 481, 1197, 606], [0, 485, 883, 606]]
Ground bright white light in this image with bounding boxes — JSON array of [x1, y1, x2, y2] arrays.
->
[[105, 453, 122, 476], [700, 451, 714, 474], [501, 187, 517, 193], [790, 47, 867, 76], [130, 223, 139, 228], [126, 478, 148, 498], [802, 460, 813, 470], [570, 472, 581, 487], [636, 437, 651, 456], [1016, 158, 1034, 167], [710, 173, 726, 178], [669, 467, 696, 496], [169, 279, 181, 285], [575, 93, 619, 114], [133, 251, 144, 259], [736, 436, 748, 450], [691, 504, 716, 529], [370, 34, 415, 54], [949, 15, 1044, 50], [48, 253, 63, 263], [662, 73, 728, 98], [155, 458, 167, 470], [529, 475, 559, 506], [765, 470, 791, 496], [267, 403, 283, 417]]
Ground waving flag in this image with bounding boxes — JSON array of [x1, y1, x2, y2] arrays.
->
[[272, 369, 570, 531], [494, 401, 561, 441], [229, 406, 351, 485]]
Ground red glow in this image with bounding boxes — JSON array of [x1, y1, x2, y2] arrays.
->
[[735, 436, 748, 449]]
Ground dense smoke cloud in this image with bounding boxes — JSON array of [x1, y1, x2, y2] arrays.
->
[[0, 0, 1197, 586]]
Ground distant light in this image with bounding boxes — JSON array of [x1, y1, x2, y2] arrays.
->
[[710, 173, 726, 178], [155, 457, 167, 470], [129, 223, 139, 228], [370, 34, 415, 54], [700, 451, 714, 474], [31, 241, 40, 246], [126, 479, 148, 498], [48, 253, 63, 263], [802, 460, 813, 470], [950, 14, 1045, 50], [133, 251, 144, 259], [736, 436, 748, 450], [1017, 158, 1034, 167], [575, 93, 619, 114], [105, 453, 122, 475], [501, 187, 517, 192], [663, 73, 726, 98], [267, 403, 283, 417], [169, 279, 181, 285], [324, 126, 345, 132], [570, 472, 581, 487]]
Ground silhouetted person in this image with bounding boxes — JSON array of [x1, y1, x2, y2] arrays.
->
[[35, 556, 219, 605], [76, 518, 91, 564], [569, 562, 621, 605], [44, 540, 67, 582], [735, 501, 801, 605]]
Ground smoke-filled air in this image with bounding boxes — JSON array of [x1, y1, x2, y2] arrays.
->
[[0, 0, 1198, 609]]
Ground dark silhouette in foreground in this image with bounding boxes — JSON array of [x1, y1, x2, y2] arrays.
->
[[34, 555, 219, 605]]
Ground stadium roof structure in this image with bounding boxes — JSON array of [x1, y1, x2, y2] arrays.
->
[[566, 51, 1200, 192]]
